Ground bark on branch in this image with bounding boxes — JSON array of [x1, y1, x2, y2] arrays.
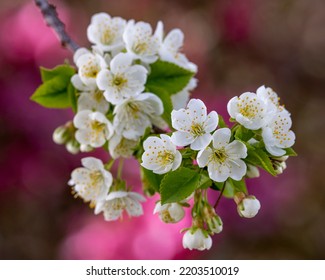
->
[[34, 0, 79, 53]]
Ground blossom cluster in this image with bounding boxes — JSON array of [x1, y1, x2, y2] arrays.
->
[[33, 12, 297, 251]]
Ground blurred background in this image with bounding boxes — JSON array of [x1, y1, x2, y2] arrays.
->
[[0, 0, 324, 260]]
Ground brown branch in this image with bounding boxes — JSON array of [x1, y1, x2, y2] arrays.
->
[[34, 0, 80, 53], [214, 181, 226, 209]]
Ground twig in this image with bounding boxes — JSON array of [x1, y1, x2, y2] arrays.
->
[[34, 0, 80, 53], [214, 181, 226, 209]]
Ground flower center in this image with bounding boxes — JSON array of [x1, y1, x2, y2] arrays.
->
[[101, 28, 113, 45], [212, 148, 227, 163], [161, 210, 174, 223], [94, 90, 104, 103], [112, 75, 127, 89], [91, 120, 106, 134], [112, 198, 126, 211], [157, 150, 175, 166], [133, 42, 148, 54], [238, 104, 257, 118], [89, 170, 103, 186], [82, 62, 99, 78], [191, 123, 205, 137]]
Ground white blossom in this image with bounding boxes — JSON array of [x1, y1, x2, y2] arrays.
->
[[113, 93, 164, 140], [155, 21, 197, 72], [52, 125, 69, 144], [109, 133, 139, 159], [182, 228, 212, 251], [71, 74, 110, 113], [74, 49, 107, 88], [87, 13, 126, 52], [197, 128, 247, 182], [237, 195, 261, 218], [227, 92, 268, 130], [171, 78, 197, 110], [141, 135, 182, 174], [246, 164, 260, 178], [96, 53, 147, 105], [95, 191, 146, 221], [153, 201, 185, 223], [262, 110, 295, 156], [68, 157, 113, 204], [256, 85, 284, 114], [74, 110, 114, 148], [123, 20, 160, 64], [171, 98, 219, 151], [209, 215, 223, 234]]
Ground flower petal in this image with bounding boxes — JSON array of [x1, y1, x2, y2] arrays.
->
[[212, 128, 231, 149], [204, 111, 219, 133], [197, 147, 212, 168], [225, 140, 247, 159], [171, 131, 194, 147], [190, 133, 212, 151]]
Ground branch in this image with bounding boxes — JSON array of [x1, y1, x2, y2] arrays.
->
[[34, 0, 80, 53]]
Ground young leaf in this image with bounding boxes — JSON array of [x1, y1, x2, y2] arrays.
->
[[68, 82, 78, 113], [198, 171, 212, 189], [245, 145, 277, 176], [218, 114, 227, 128], [160, 167, 200, 204], [228, 178, 247, 194], [235, 125, 254, 142], [40, 65, 75, 82], [145, 85, 173, 127], [146, 60, 194, 96], [140, 167, 164, 196], [31, 65, 76, 109], [283, 147, 297, 156]]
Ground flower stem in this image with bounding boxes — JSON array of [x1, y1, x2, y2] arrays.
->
[[214, 181, 226, 209]]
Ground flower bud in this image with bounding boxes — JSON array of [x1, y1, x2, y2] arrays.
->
[[182, 228, 212, 251], [272, 156, 288, 175], [52, 125, 69, 144], [208, 214, 223, 234], [246, 164, 260, 178], [66, 139, 80, 154], [236, 193, 261, 218], [80, 144, 93, 152], [154, 202, 185, 223]]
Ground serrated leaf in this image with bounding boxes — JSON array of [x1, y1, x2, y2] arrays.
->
[[235, 125, 254, 142], [40, 65, 75, 82], [160, 167, 200, 204], [284, 147, 297, 156], [146, 60, 194, 96], [140, 167, 164, 196], [228, 178, 247, 193], [245, 145, 277, 176]]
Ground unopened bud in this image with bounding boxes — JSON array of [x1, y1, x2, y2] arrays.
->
[[235, 192, 261, 218], [52, 126, 69, 144], [66, 139, 80, 154], [80, 144, 93, 152], [182, 228, 212, 251], [246, 164, 260, 178], [208, 214, 223, 234]]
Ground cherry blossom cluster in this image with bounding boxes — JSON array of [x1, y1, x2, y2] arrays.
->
[[33, 12, 297, 251]]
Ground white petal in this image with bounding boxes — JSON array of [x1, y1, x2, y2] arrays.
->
[[73, 110, 91, 129], [106, 191, 128, 200], [265, 145, 286, 157], [212, 128, 231, 149], [164, 28, 184, 53], [197, 147, 212, 168], [96, 69, 112, 91], [190, 133, 212, 151], [110, 53, 133, 74], [208, 162, 229, 182], [226, 96, 238, 119], [228, 159, 247, 181], [171, 109, 192, 131], [75, 129, 91, 145], [73, 48, 90, 65], [171, 131, 194, 147], [143, 136, 164, 150], [128, 192, 146, 202], [125, 197, 143, 217], [171, 150, 182, 171], [187, 99, 207, 123], [225, 140, 247, 159], [204, 111, 219, 133], [81, 157, 104, 170]]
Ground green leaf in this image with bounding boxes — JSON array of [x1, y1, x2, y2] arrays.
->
[[140, 167, 164, 196], [218, 114, 227, 128], [68, 82, 78, 113], [160, 167, 200, 204], [228, 178, 247, 193], [283, 147, 297, 156], [211, 178, 247, 198], [146, 85, 173, 127], [40, 65, 75, 82], [198, 171, 212, 189], [146, 60, 194, 96], [31, 65, 76, 109], [235, 125, 254, 142], [245, 145, 277, 176]]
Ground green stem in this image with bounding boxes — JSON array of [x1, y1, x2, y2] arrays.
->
[[214, 181, 226, 209], [104, 159, 115, 170]]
